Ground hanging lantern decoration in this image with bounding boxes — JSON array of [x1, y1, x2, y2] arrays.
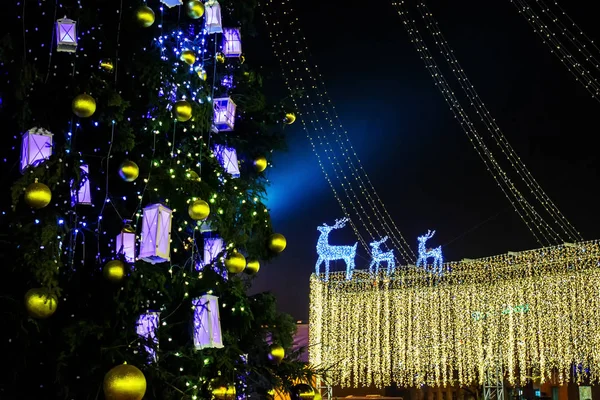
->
[[99, 59, 114, 72], [116, 220, 136, 263], [268, 344, 285, 364], [195, 66, 207, 81], [290, 384, 316, 400], [20, 127, 53, 173], [225, 251, 246, 274], [268, 233, 287, 253], [136, 312, 160, 362], [56, 18, 77, 53], [222, 28, 242, 58], [285, 112, 296, 125], [135, 5, 155, 28], [245, 259, 260, 275], [213, 97, 236, 132], [180, 49, 196, 65], [119, 160, 140, 182], [204, 0, 223, 34], [192, 294, 224, 349], [203, 236, 224, 266], [186, 0, 205, 19], [103, 260, 126, 282], [103, 364, 147, 400], [24, 180, 52, 209], [71, 164, 92, 206], [72, 94, 96, 118], [188, 199, 210, 221], [253, 156, 267, 173], [173, 100, 193, 122], [24, 288, 58, 319], [213, 145, 240, 177], [212, 386, 236, 400], [160, 0, 183, 7], [139, 204, 173, 264]]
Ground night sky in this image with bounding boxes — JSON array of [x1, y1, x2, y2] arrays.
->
[[251, 0, 600, 319]]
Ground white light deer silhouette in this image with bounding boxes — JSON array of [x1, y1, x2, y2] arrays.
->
[[415, 230, 443, 275], [368, 236, 395, 275], [315, 218, 357, 281]]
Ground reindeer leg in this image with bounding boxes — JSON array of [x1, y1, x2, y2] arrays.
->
[[325, 261, 330, 282], [315, 256, 323, 277]]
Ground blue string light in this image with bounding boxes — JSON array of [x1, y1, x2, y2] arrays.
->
[[415, 229, 443, 275], [315, 218, 357, 281], [368, 236, 395, 275]]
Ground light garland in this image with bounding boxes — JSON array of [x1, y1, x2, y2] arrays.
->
[[310, 240, 600, 388], [315, 218, 358, 281]]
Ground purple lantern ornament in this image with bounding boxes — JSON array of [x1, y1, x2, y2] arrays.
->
[[213, 97, 237, 132], [136, 312, 160, 362], [222, 28, 242, 58], [192, 294, 224, 349], [116, 220, 136, 263], [56, 18, 77, 53], [213, 145, 240, 177], [204, 0, 223, 34], [140, 204, 173, 264], [71, 164, 92, 206], [20, 127, 53, 173]]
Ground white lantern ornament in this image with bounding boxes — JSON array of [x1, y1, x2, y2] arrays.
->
[[139, 204, 173, 264], [213, 145, 240, 177], [56, 18, 78, 53], [116, 220, 136, 263], [192, 294, 224, 349], [222, 28, 242, 58], [204, 0, 223, 34], [213, 97, 237, 132], [137, 312, 160, 362], [20, 127, 53, 173], [71, 164, 92, 206]]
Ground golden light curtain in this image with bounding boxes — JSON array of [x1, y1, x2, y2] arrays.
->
[[309, 241, 600, 388]]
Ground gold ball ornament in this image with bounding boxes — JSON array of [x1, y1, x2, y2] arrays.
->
[[173, 100, 193, 122], [253, 156, 268, 173], [103, 364, 147, 400], [119, 160, 140, 182], [268, 344, 285, 364], [245, 259, 260, 275], [104, 260, 126, 282], [72, 94, 97, 118], [212, 386, 236, 400], [24, 288, 57, 319], [291, 384, 316, 400], [188, 199, 210, 220], [186, 169, 201, 181], [216, 52, 225, 64], [135, 5, 155, 28], [225, 252, 246, 274], [24, 181, 52, 209], [268, 233, 287, 253], [100, 59, 115, 72], [239, 55, 246, 64], [195, 66, 207, 81], [180, 50, 196, 65], [186, 0, 205, 19], [284, 112, 296, 125]]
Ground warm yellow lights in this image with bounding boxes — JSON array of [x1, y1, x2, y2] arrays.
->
[[310, 241, 600, 389]]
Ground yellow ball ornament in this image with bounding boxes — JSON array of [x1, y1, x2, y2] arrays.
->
[[180, 50, 196, 65], [195, 66, 207, 81], [24, 181, 52, 209], [253, 156, 268, 173], [212, 386, 236, 400], [135, 5, 155, 28], [119, 160, 140, 182], [173, 100, 193, 122], [245, 259, 260, 275], [24, 288, 57, 319], [104, 260, 126, 282], [284, 112, 296, 125], [186, 169, 200, 181], [291, 384, 316, 400], [268, 233, 287, 253], [216, 52, 225, 64], [72, 94, 96, 118], [103, 364, 147, 400], [225, 252, 246, 274], [188, 199, 210, 220], [186, 0, 205, 19], [100, 59, 115, 72], [268, 344, 285, 364]]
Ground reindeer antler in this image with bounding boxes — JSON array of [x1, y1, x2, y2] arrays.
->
[[332, 217, 349, 229], [426, 230, 436, 238]]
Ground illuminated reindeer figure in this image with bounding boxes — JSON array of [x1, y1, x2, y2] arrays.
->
[[368, 236, 396, 275], [315, 218, 357, 281], [415, 230, 443, 275]]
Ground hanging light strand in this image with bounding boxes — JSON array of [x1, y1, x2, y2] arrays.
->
[[416, 1, 581, 242]]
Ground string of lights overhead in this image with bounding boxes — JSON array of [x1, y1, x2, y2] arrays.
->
[[415, 1, 582, 243], [510, 0, 600, 101], [262, 0, 416, 263], [392, 2, 557, 246]]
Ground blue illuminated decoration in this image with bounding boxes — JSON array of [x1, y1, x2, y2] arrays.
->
[[368, 236, 395, 275], [213, 144, 240, 177], [415, 230, 443, 275], [315, 218, 357, 281], [136, 312, 160, 362]]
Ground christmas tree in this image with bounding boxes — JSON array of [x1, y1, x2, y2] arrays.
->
[[0, 0, 313, 398]]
